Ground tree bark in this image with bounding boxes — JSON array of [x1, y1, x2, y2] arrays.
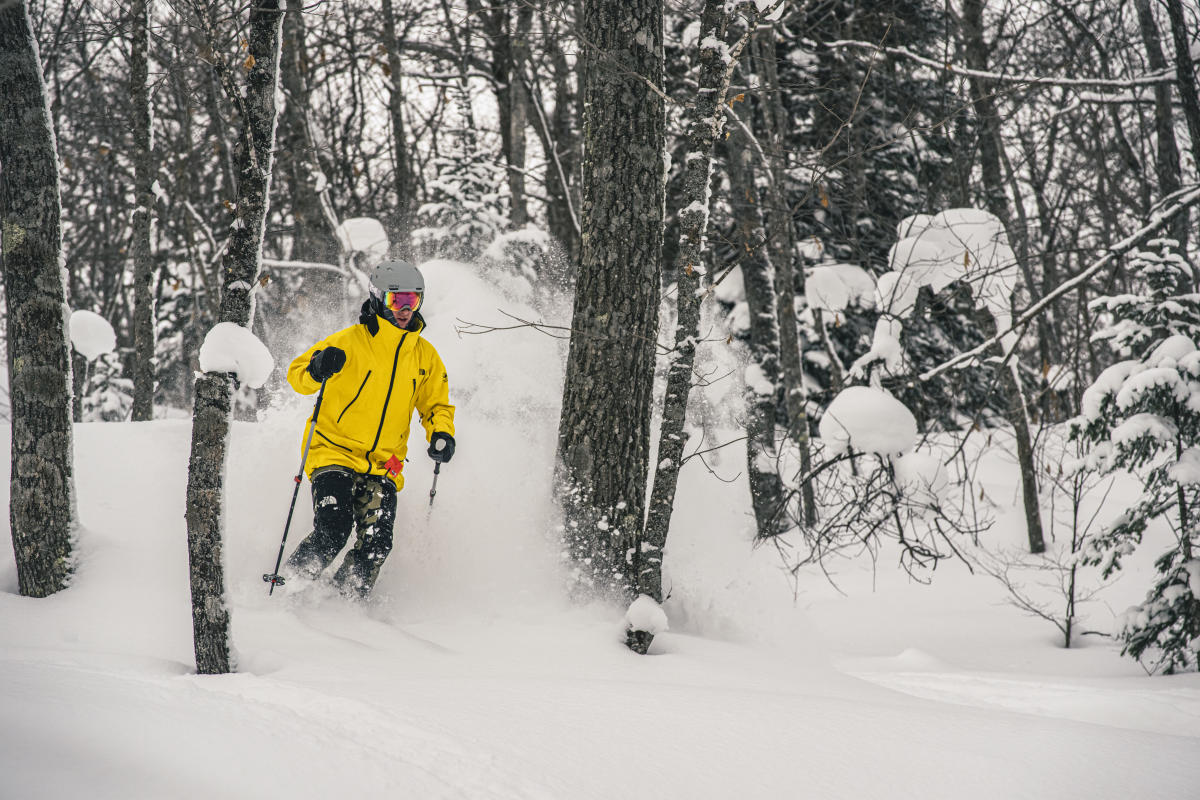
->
[[539, 23, 581, 262], [962, 0, 1045, 554], [185, 0, 285, 675], [1, 0, 76, 597], [280, 0, 336, 264], [637, 0, 752, 652], [130, 0, 156, 420], [506, 2, 533, 229], [1162, 0, 1200, 178], [556, 0, 663, 601], [1134, 0, 1187, 249], [754, 24, 815, 527], [727, 123, 786, 540], [380, 0, 414, 250]]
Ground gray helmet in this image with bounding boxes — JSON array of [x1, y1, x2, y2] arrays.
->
[[368, 260, 424, 296]]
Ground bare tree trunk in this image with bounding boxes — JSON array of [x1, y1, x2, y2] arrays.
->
[[962, 0, 1045, 554], [130, 0, 156, 420], [1, 0, 76, 597], [556, 0, 663, 602], [754, 24, 815, 527], [1162, 0, 1200, 177], [380, 0, 414, 250], [727, 123, 786, 540], [506, 2, 533, 228], [637, 0, 754, 653], [1134, 0, 1187, 249], [280, 0, 336, 263], [185, 0, 284, 675], [536, 21, 580, 262]]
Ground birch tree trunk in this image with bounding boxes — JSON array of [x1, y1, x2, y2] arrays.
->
[[185, 0, 284, 675], [129, 0, 156, 420], [1, 0, 76, 597], [556, 0, 663, 601]]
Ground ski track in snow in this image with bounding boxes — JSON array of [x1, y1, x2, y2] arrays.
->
[[846, 665, 1200, 737]]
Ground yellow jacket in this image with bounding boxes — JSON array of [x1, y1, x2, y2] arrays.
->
[[287, 314, 455, 490]]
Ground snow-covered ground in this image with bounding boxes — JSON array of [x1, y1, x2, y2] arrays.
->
[[3, 261, 1199, 799]]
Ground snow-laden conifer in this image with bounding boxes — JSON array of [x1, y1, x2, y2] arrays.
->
[[1073, 239, 1200, 673]]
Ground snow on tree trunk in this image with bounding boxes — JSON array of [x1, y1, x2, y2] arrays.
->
[[754, 23, 816, 527], [637, 0, 755, 654], [185, 0, 284, 675], [556, 0, 664, 601], [1, 1, 76, 598], [727, 109, 786, 539], [129, 0, 156, 421]]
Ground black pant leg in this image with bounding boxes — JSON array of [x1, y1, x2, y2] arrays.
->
[[285, 468, 356, 579], [332, 474, 397, 597]]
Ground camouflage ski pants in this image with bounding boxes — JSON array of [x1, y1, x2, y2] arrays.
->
[[285, 466, 397, 597]]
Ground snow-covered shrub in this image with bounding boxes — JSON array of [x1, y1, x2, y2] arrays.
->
[[1071, 239, 1200, 673]]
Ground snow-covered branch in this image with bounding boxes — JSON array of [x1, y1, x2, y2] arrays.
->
[[825, 39, 1179, 91], [917, 186, 1200, 384]]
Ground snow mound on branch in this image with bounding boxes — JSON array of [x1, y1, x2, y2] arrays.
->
[[806, 266, 851, 313], [69, 310, 116, 361], [1114, 367, 1189, 409], [889, 208, 1019, 322], [625, 594, 669, 635], [850, 318, 905, 376], [1168, 447, 1200, 485], [1147, 334, 1196, 367], [806, 264, 876, 314], [1110, 413, 1178, 446], [874, 270, 921, 318], [197, 322, 274, 389], [1081, 360, 1142, 420], [335, 217, 389, 261], [818, 385, 917, 457]]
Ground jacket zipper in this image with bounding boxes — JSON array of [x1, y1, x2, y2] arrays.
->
[[336, 370, 372, 423], [364, 332, 408, 472], [314, 429, 353, 452]]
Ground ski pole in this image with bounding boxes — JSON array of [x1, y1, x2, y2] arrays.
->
[[264, 377, 328, 595], [428, 461, 441, 508]]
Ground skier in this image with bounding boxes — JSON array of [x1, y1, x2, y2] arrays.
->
[[282, 260, 456, 597]]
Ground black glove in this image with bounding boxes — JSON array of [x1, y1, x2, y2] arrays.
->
[[428, 431, 455, 463], [307, 346, 346, 381]]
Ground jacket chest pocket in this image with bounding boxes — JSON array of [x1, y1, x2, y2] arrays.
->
[[337, 370, 372, 423]]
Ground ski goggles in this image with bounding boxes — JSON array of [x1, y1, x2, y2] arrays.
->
[[384, 290, 422, 314]]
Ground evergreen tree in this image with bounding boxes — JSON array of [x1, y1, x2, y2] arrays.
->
[[1073, 239, 1200, 673]]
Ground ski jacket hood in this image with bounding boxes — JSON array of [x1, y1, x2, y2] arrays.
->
[[287, 314, 455, 489]]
